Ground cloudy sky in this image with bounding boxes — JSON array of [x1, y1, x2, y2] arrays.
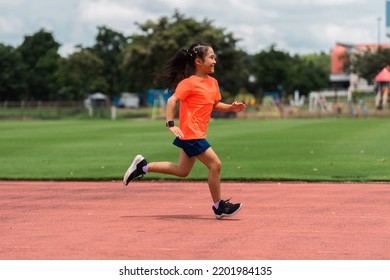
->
[[0, 0, 387, 56]]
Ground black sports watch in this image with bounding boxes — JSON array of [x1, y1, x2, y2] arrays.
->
[[166, 120, 175, 127]]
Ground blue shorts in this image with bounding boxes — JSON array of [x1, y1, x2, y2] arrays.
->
[[173, 138, 211, 157]]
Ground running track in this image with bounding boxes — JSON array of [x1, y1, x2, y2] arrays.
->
[[0, 181, 389, 260]]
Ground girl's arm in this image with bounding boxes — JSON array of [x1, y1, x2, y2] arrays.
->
[[166, 95, 179, 122], [166, 95, 184, 138], [213, 101, 246, 112]]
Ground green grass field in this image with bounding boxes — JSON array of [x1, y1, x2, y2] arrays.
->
[[0, 118, 389, 181]]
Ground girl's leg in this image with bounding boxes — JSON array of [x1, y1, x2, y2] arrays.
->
[[195, 148, 222, 203], [147, 149, 196, 177]]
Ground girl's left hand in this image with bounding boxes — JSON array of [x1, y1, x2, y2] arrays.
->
[[231, 102, 246, 112]]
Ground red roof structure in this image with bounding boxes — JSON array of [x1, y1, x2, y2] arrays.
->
[[375, 66, 390, 82]]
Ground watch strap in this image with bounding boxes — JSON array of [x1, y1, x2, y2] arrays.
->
[[166, 120, 175, 127]]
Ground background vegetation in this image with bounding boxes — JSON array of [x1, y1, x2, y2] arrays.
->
[[0, 118, 388, 182], [1, 11, 389, 183], [4, 10, 386, 104]]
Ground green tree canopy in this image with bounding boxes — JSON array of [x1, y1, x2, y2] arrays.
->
[[251, 45, 329, 96], [57, 50, 108, 100], [252, 45, 292, 93], [349, 47, 390, 83], [17, 29, 61, 100], [121, 11, 249, 96], [4, 12, 385, 103], [289, 52, 330, 95], [0, 44, 27, 101], [89, 26, 128, 97]]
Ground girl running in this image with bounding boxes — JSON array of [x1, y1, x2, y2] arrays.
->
[[123, 42, 246, 219]]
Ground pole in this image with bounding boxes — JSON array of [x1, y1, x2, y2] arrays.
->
[[378, 16, 381, 45]]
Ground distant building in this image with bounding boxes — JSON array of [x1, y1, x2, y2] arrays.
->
[[329, 1, 390, 91], [330, 42, 389, 92]]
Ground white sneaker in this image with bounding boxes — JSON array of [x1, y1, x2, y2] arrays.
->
[[123, 155, 148, 186]]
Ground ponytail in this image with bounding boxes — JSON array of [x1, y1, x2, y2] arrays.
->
[[155, 42, 211, 90]]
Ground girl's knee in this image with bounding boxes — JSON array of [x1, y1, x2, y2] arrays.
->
[[210, 160, 222, 172], [176, 169, 191, 177]]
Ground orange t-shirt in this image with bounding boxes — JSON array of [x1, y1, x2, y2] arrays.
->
[[173, 75, 221, 140]]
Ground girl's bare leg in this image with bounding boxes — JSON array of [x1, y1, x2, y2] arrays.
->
[[195, 148, 222, 203], [147, 149, 196, 177]]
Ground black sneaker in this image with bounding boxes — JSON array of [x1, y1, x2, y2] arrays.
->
[[212, 198, 242, 219], [123, 155, 148, 186]]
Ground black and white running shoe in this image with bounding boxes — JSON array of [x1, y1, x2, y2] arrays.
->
[[123, 155, 148, 186], [212, 198, 242, 219]]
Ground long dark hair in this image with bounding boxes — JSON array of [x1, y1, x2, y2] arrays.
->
[[155, 42, 211, 90]]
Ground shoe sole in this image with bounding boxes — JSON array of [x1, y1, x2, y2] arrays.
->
[[214, 203, 243, 219], [123, 155, 144, 186]]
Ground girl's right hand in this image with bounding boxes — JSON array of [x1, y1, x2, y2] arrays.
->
[[168, 126, 184, 139]]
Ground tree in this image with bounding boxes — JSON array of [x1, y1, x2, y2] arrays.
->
[[90, 26, 128, 97], [252, 44, 292, 94], [251, 45, 330, 97], [0, 44, 27, 101], [289, 52, 330, 95], [122, 11, 249, 96], [17, 29, 61, 100], [349, 47, 390, 83], [57, 50, 108, 100], [2, 13, 335, 103]]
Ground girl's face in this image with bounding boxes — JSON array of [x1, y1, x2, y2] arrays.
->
[[196, 47, 216, 75]]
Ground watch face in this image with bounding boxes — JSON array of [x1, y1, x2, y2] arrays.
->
[[167, 121, 174, 127]]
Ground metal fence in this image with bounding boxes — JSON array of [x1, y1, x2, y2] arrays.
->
[[1, 97, 390, 120], [0, 101, 92, 119]]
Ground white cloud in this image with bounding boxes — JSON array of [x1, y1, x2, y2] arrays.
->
[[269, 0, 365, 6], [79, 0, 131, 23], [0, 0, 386, 54], [321, 24, 374, 45], [0, 0, 24, 5], [78, 0, 156, 26], [232, 24, 279, 52], [0, 15, 23, 33], [59, 42, 79, 57]]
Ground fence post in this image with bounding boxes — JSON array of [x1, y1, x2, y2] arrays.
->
[[111, 105, 117, 120], [88, 106, 93, 117], [20, 100, 25, 118]]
